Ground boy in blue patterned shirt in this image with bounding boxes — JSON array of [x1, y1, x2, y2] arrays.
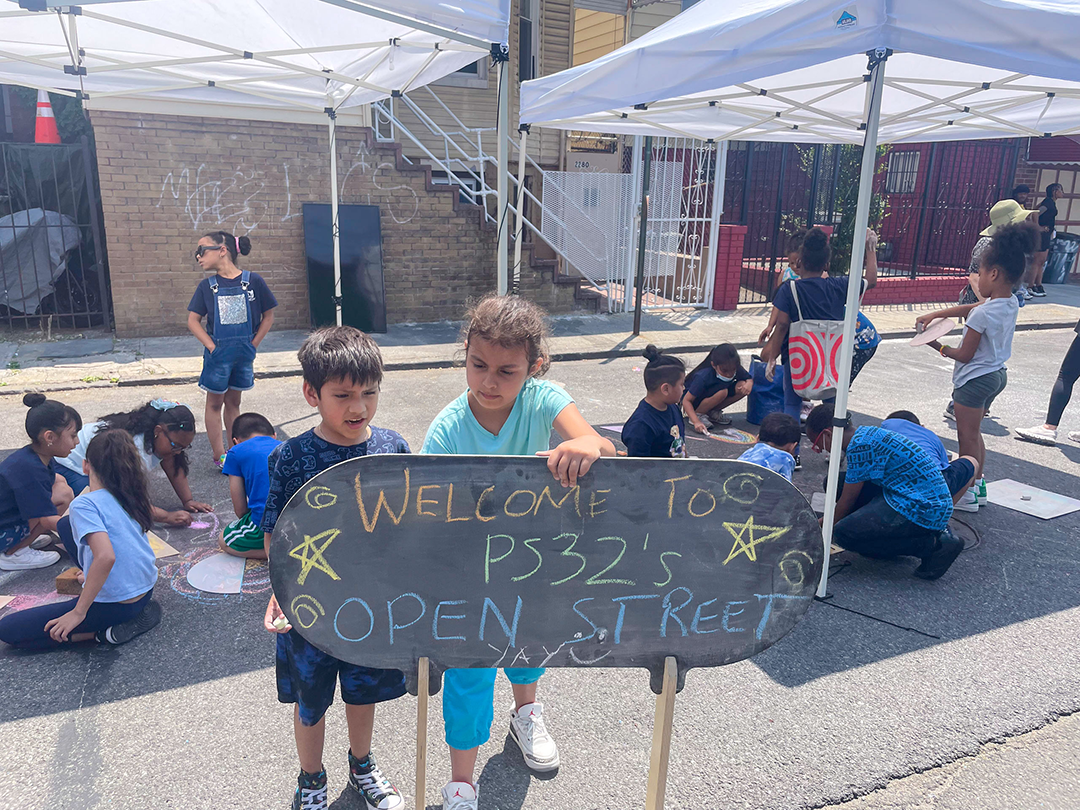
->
[[262, 326, 408, 810], [738, 412, 800, 481]]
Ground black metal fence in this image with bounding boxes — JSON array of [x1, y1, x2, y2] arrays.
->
[[0, 139, 110, 329], [722, 139, 1021, 303]]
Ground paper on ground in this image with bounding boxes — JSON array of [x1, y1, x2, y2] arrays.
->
[[986, 479, 1080, 520], [187, 552, 245, 594]]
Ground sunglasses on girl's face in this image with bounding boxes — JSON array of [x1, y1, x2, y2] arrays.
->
[[194, 244, 223, 259]]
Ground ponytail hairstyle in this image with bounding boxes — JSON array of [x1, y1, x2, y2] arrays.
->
[[85, 429, 153, 532], [461, 294, 552, 377], [1045, 183, 1063, 200], [202, 230, 252, 264], [99, 399, 196, 475], [23, 392, 81, 445], [687, 343, 743, 384], [799, 226, 831, 274], [982, 221, 1037, 285], [641, 344, 685, 392]]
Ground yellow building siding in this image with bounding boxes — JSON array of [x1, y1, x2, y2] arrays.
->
[[573, 9, 625, 66]]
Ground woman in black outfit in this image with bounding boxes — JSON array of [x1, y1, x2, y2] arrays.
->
[[1016, 320, 1080, 446], [1030, 183, 1064, 297]]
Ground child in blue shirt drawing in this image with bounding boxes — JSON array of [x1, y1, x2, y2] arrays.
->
[[422, 295, 615, 810], [622, 344, 687, 458], [262, 327, 408, 810], [0, 429, 161, 648], [738, 413, 801, 482], [217, 412, 280, 560], [681, 344, 752, 433], [0, 393, 80, 572]]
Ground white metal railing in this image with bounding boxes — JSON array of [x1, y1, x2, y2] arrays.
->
[[370, 90, 608, 292]]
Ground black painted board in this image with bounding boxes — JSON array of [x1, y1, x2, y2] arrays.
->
[[270, 456, 822, 696], [302, 203, 387, 333]]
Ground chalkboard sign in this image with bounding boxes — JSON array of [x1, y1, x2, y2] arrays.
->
[[270, 456, 822, 695]]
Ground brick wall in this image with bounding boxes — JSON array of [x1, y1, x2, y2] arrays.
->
[[735, 263, 966, 307], [711, 225, 746, 311], [91, 111, 580, 337]]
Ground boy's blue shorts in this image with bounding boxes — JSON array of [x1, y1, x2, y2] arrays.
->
[[0, 523, 29, 553], [276, 630, 406, 726], [199, 341, 256, 395]]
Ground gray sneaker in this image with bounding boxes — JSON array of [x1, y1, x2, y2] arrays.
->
[[103, 599, 162, 645]]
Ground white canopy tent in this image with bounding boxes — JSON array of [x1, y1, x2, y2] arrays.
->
[[0, 0, 514, 321], [521, 0, 1080, 595]]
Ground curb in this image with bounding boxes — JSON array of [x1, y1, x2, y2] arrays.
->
[[0, 319, 1075, 396]]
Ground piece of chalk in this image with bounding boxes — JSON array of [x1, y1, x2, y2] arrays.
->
[[273, 616, 289, 631], [190, 521, 210, 529], [1020, 495, 1032, 501]]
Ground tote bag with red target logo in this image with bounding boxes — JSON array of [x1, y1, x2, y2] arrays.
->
[[785, 281, 845, 400]]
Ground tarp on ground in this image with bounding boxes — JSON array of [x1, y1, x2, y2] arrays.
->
[[0, 0, 510, 124], [519, 0, 1080, 144]]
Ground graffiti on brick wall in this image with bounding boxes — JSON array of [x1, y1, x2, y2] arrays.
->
[[157, 164, 270, 233], [157, 140, 419, 233], [340, 142, 419, 225]]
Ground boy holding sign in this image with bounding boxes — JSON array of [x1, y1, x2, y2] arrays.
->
[[262, 327, 409, 810]]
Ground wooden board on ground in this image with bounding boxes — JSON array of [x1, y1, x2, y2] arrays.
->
[[147, 531, 180, 559], [0, 595, 13, 610], [55, 567, 82, 596], [270, 455, 822, 695], [986, 479, 1080, 520], [187, 552, 245, 594]]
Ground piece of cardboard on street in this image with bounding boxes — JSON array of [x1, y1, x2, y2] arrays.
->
[[147, 531, 179, 559], [987, 479, 1080, 520], [187, 552, 245, 594]]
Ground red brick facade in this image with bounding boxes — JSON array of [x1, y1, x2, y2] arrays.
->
[[711, 225, 747, 311], [91, 111, 583, 338]]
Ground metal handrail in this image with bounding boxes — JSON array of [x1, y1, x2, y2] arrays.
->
[[372, 91, 608, 288]]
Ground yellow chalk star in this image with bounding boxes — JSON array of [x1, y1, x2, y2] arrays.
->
[[289, 528, 342, 585], [722, 516, 791, 564]]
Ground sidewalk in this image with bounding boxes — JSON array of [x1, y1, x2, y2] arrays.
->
[[2, 286, 1078, 394]]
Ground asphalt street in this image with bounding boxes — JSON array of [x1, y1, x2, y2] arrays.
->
[[1, 328, 1078, 810]]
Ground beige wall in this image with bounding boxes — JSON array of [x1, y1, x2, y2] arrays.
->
[[628, 0, 681, 41], [573, 9, 625, 66]]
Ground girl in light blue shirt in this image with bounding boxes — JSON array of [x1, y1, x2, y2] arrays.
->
[[422, 295, 615, 810], [0, 429, 161, 649]]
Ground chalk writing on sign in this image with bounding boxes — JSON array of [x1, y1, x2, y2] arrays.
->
[[270, 456, 822, 695]]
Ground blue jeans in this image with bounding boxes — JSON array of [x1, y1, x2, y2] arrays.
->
[[0, 590, 152, 649], [443, 667, 545, 749], [199, 338, 256, 394]]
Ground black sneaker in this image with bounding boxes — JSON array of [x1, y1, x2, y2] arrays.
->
[[1032, 285, 1047, 297], [793, 452, 802, 472], [293, 769, 328, 810], [914, 529, 964, 581], [101, 599, 162, 645], [348, 751, 403, 810]]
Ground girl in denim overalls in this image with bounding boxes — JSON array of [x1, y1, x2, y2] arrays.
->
[[187, 231, 277, 468]]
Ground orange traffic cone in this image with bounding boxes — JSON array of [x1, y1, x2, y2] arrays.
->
[[34, 90, 61, 144]]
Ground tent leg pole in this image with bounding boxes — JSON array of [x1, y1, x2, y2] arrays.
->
[[633, 136, 653, 336], [819, 49, 889, 598], [496, 54, 510, 296], [328, 110, 343, 327], [624, 135, 644, 313], [704, 140, 727, 309], [513, 126, 529, 294]]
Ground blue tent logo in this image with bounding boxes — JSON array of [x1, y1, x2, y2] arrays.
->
[[836, 10, 857, 28]]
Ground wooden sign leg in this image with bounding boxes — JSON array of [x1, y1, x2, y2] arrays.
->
[[645, 656, 677, 810], [415, 657, 429, 810]]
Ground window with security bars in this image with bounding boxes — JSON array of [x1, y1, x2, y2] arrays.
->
[[885, 150, 920, 194]]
